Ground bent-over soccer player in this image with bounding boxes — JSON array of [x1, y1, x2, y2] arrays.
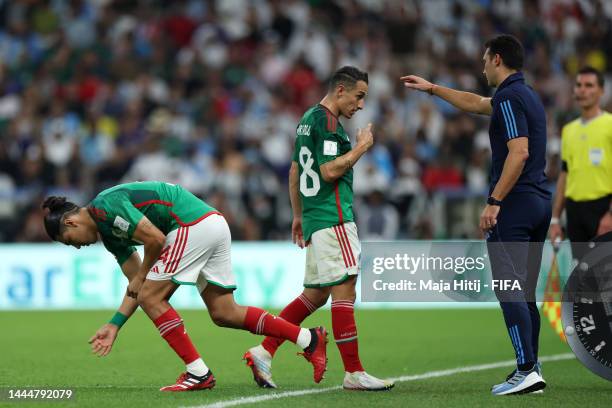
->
[[42, 181, 327, 391]]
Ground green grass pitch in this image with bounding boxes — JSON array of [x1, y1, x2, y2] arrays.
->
[[1, 308, 610, 407]]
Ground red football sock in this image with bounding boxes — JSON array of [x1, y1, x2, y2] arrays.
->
[[261, 294, 317, 356], [154, 308, 200, 365], [244, 306, 301, 344], [332, 300, 364, 373]]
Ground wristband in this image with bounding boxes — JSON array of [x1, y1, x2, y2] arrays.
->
[[428, 84, 436, 96], [550, 217, 560, 225], [109, 311, 128, 328], [487, 196, 502, 206]]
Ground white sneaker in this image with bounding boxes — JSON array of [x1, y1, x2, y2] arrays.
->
[[343, 371, 394, 391], [491, 368, 546, 396], [243, 345, 277, 389]]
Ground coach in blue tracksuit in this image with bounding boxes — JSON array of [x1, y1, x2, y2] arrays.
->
[[401, 34, 551, 395]]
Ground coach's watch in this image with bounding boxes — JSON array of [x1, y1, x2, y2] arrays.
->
[[487, 196, 502, 206]]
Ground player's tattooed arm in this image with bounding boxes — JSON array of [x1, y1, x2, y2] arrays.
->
[[117, 252, 142, 313], [121, 251, 141, 281], [320, 123, 374, 182], [401, 75, 492, 115], [126, 216, 165, 298]]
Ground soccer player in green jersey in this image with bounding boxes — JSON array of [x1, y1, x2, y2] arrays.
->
[[41, 181, 327, 391], [244, 67, 394, 391]]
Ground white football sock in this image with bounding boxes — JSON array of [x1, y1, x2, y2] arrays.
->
[[296, 328, 312, 349], [186, 358, 209, 377]]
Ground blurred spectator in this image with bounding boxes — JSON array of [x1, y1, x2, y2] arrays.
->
[[357, 190, 399, 240], [465, 148, 489, 193], [422, 154, 464, 193], [2, 0, 612, 241]]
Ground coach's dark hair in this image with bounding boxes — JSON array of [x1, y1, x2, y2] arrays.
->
[[42, 196, 79, 240], [484, 34, 524, 71], [329, 66, 368, 91], [577, 66, 605, 88]]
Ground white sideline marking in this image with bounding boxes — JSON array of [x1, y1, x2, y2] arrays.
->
[[184, 353, 575, 408]]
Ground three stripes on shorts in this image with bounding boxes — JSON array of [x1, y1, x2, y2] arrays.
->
[[332, 224, 355, 268]]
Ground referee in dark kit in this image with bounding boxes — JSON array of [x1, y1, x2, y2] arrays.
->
[[549, 66, 612, 260], [401, 34, 550, 395]]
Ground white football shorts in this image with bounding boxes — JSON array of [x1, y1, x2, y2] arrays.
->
[[146, 213, 235, 292], [304, 222, 361, 288]]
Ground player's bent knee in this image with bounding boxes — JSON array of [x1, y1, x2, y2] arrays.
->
[[136, 283, 166, 310], [202, 284, 243, 327], [208, 307, 234, 327], [136, 291, 154, 309], [209, 312, 231, 327], [208, 309, 223, 326]]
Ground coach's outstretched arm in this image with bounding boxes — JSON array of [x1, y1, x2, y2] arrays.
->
[[401, 75, 493, 116], [88, 252, 142, 356], [319, 123, 374, 183]]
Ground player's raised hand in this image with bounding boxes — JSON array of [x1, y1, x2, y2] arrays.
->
[[400, 75, 434, 94], [356, 123, 374, 150], [88, 323, 118, 357], [292, 217, 305, 249]]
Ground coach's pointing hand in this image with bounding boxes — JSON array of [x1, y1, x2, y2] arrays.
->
[[479, 204, 500, 232], [400, 75, 435, 95]]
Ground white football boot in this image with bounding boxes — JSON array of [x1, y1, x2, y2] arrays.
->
[[343, 371, 394, 391], [243, 345, 277, 389]]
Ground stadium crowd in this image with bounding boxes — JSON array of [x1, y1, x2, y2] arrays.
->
[[1, 0, 611, 242]]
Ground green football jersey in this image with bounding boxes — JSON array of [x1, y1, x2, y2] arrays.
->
[[292, 104, 354, 241], [87, 181, 217, 265]]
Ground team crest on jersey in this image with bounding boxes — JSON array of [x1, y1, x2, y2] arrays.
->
[[297, 124, 311, 136], [111, 216, 130, 239]]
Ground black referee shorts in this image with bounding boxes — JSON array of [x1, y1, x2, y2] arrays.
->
[[566, 195, 611, 260]]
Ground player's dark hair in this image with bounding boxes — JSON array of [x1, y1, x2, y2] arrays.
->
[[329, 66, 368, 91], [484, 34, 524, 71], [577, 66, 604, 87], [42, 196, 79, 240]]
